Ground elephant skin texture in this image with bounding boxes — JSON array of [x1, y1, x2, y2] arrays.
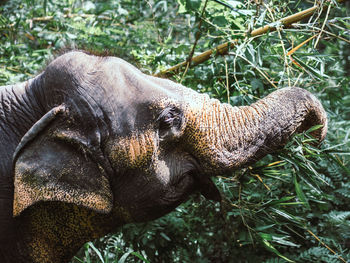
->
[[0, 51, 327, 262]]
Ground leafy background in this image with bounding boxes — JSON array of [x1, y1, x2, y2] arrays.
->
[[1, 0, 349, 262]]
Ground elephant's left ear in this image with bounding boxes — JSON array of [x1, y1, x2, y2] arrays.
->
[[13, 105, 113, 217]]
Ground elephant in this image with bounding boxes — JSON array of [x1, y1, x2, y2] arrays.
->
[[0, 51, 327, 263]]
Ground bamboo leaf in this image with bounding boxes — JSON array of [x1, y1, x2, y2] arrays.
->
[[87, 242, 105, 263], [261, 239, 295, 262], [294, 176, 311, 210]]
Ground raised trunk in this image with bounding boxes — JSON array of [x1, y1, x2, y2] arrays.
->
[[184, 87, 327, 172]]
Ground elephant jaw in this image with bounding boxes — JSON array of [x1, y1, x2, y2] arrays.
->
[[183, 87, 327, 173]]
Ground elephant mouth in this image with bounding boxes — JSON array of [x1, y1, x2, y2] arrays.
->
[[180, 155, 222, 203], [157, 153, 221, 206], [192, 171, 222, 202], [178, 154, 222, 202]]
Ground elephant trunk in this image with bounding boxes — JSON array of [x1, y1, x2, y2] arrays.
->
[[185, 87, 327, 172]]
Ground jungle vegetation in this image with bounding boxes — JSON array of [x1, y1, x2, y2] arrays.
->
[[0, 0, 349, 262]]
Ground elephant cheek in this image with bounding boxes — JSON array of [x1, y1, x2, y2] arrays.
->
[[153, 159, 171, 185], [107, 129, 158, 170]]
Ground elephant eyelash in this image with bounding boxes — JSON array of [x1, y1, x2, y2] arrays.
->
[[157, 107, 183, 131]]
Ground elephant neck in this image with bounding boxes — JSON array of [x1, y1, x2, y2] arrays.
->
[[0, 76, 49, 261]]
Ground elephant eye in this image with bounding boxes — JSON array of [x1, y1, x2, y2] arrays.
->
[[157, 107, 182, 132]]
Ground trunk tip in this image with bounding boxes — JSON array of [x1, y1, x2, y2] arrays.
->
[[286, 87, 328, 142]]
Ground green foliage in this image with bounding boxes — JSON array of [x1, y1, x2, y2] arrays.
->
[[1, 0, 349, 262]]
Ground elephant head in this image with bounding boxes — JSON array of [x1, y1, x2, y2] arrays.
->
[[8, 51, 327, 262]]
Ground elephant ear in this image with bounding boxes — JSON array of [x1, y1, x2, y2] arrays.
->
[[13, 105, 113, 217]]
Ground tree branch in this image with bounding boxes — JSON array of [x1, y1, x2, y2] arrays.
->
[[155, 2, 344, 77]]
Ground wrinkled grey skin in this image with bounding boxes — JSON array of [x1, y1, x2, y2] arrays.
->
[[0, 51, 327, 262]]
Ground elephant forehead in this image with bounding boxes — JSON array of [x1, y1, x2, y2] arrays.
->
[[108, 129, 158, 169], [156, 90, 211, 108]]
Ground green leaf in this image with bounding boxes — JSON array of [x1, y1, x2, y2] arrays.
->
[[270, 208, 304, 225], [118, 251, 132, 263], [177, 0, 187, 13], [272, 237, 300, 247], [186, 0, 201, 10], [212, 16, 228, 27], [130, 251, 150, 263], [177, 0, 201, 12], [251, 78, 264, 90], [87, 242, 105, 263], [255, 224, 276, 231], [306, 124, 324, 134], [261, 239, 295, 262], [160, 232, 171, 241], [294, 176, 311, 210], [259, 232, 273, 241]]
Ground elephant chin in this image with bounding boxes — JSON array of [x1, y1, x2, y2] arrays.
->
[[183, 87, 327, 173]]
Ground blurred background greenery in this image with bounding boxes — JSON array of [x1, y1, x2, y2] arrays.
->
[[1, 0, 349, 262]]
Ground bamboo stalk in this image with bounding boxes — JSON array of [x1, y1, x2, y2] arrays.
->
[[155, 2, 341, 77], [306, 229, 347, 263], [157, 41, 237, 77], [250, 6, 318, 37]]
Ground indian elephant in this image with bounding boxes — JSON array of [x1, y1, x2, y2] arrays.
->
[[0, 51, 327, 262]]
